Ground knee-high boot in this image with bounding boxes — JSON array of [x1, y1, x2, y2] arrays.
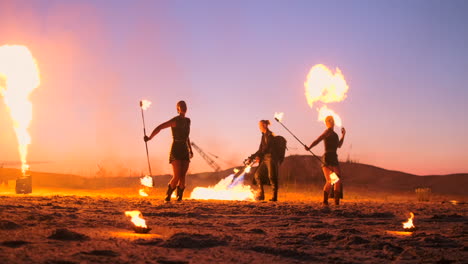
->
[[256, 185, 265, 201], [176, 186, 185, 201], [165, 184, 176, 202], [323, 191, 329, 206], [270, 186, 278, 202]]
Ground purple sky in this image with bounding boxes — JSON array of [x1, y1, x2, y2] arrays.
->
[[0, 0, 467, 176]]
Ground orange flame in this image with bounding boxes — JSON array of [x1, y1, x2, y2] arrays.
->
[[274, 112, 284, 122], [125, 210, 148, 228], [0, 45, 40, 175], [140, 175, 153, 187], [190, 170, 254, 201], [304, 64, 348, 128], [139, 189, 149, 197], [304, 64, 349, 107], [330, 172, 340, 185], [140, 99, 151, 110], [403, 212, 415, 229], [317, 105, 343, 127]]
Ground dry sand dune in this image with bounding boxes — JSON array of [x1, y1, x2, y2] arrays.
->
[[0, 190, 466, 264]]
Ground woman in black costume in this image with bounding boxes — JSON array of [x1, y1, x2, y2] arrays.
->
[[306, 116, 346, 205], [145, 101, 193, 202]]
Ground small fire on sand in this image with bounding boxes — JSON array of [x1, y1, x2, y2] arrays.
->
[[403, 212, 416, 231], [125, 210, 151, 233], [190, 166, 255, 201]]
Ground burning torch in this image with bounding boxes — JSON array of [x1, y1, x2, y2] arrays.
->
[[274, 112, 340, 184], [139, 100, 152, 177]]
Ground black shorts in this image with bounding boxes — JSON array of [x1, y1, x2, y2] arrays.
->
[[169, 141, 190, 163], [322, 152, 339, 167]]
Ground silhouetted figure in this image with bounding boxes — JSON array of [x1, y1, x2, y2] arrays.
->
[[248, 120, 280, 201], [145, 101, 193, 202], [306, 116, 346, 205]]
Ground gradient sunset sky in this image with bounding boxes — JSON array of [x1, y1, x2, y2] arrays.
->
[[1, 0, 467, 176]]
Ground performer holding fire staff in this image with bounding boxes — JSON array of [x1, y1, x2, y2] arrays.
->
[[247, 120, 280, 202], [145, 101, 193, 202], [305, 116, 346, 205]]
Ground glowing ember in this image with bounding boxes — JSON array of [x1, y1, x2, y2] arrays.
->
[[274, 112, 284, 122], [140, 99, 152, 110], [317, 105, 343, 127], [330, 172, 340, 185], [233, 168, 240, 173], [0, 45, 40, 175], [403, 212, 415, 230], [244, 165, 252, 173], [140, 175, 153, 187], [190, 171, 255, 201], [139, 189, 149, 197], [125, 210, 148, 228]]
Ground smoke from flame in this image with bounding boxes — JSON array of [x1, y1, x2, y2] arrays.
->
[[140, 99, 151, 110], [125, 210, 148, 228], [0, 45, 40, 175], [304, 64, 348, 127]]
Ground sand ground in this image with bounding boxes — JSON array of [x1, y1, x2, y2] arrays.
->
[[0, 186, 466, 264]]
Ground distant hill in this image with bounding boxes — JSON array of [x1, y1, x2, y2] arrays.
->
[[278, 155, 467, 195], [0, 155, 466, 195]]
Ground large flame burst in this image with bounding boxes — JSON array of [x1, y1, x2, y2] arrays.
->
[[190, 167, 255, 201], [0, 45, 40, 175], [304, 64, 348, 127]]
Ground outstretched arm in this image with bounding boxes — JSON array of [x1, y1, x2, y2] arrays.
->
[[305, 130, 328, 151], [145, 118, 176, 141], [338, 127, 346, 148]]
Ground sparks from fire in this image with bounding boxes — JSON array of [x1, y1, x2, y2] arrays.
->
[[0, 45, 40, 175], [125, 210, 148, 228], [190, 166, 255, 200]]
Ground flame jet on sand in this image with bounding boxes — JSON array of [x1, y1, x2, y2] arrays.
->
[[0, 45, 40, 176]]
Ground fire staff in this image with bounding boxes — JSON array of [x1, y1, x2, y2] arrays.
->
[[305, 116, 346, 205], [145, 101, 193, 202], [248, 120, 280, 201]]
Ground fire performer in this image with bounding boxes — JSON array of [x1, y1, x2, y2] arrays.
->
[[144, 101, 193, 202], [305, 116, 346, 205], [247, 120, 280, 201]]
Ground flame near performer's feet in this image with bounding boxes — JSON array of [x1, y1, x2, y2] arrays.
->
[[190, 168, 255, 201]]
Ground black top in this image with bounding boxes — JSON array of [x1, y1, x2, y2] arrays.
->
[[170, 116, 190, 141], [311, 128, 340, 153], [251, 130, 275, 160]]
